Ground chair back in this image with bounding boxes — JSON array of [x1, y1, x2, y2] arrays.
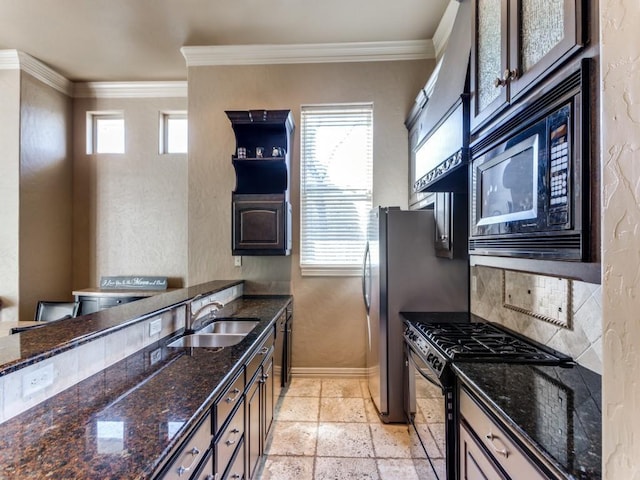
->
[[35, 301, 79, 322]]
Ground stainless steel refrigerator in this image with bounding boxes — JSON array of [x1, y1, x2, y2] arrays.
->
[[362, 206, 468, 423]]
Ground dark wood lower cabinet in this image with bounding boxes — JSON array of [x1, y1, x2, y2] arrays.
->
[[246, 375, 261, 479], [246, 349, 274, 479], [262, 356, 274, 441]]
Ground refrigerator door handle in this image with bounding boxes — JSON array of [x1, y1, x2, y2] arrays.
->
[[362, 241, 371, 313]]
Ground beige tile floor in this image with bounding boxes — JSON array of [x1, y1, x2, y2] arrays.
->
[[257, 378, 443, 480]]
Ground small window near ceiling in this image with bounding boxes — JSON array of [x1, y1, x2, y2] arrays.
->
[[160, 112, 188, 154], [86, 112, 125, 154], [300, 103, 373, 276]]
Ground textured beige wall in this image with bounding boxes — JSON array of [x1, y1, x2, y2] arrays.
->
[[18, 73, 74, 320], [600, 2, 640, 477], [187, 60, 432, 368], [0, 70, 21, 322], [72, 97, 188, 289]]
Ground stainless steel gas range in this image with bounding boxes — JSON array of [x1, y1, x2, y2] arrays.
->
[[402, 314, 573, 480]]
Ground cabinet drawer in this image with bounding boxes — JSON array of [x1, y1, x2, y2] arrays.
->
[[215, 399, 244, 476], [460, 421, 506, 479], [162, 412, 212, 480], [194, 450, 214, 480], [246, 330, 274, 382], [215, 371, 245, 431], [459, 389, 546, 479], [222, 438, 245, 480]]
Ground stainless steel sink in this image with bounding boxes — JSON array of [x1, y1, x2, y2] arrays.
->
[[167, 333, 247, 348], [197, 319, 259, 334]]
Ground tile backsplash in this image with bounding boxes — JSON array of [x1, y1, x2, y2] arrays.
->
[[471, 266, 602, 374]]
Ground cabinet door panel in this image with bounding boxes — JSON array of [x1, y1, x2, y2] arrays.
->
[[509, 0, 584, 100], [460, 423, 506, 480], [472, 0, 509, 129], [471, 0, 584, 132], [435, 192, 452, 256], [262, 356, 274, 442], [246, 376, 261, 479], [232, 195, 289, 255]]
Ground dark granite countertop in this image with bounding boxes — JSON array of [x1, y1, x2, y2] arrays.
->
[[454, 362, 601, 479], [0, 294, 292, 479], [0, 280, 243, 376]]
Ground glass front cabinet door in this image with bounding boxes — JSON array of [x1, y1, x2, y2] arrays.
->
[[470, 0, 585, 132]]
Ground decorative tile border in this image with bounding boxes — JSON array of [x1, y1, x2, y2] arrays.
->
[[502, 270, 572, 329]]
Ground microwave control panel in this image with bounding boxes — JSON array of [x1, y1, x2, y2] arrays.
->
[[548, 105, 571, 225]]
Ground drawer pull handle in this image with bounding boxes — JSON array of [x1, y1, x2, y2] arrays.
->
[[176, 447, 201, 476], [226, 428, 240, 446], [485, 432, 509, 458], [259, 346, 269, 355], [231, 474, 242, 479], [225, 388, 241, 403]]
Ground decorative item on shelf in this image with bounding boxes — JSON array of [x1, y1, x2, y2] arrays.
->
[[100, 276, 168, 291], [256, 147, 264, 158], [271, 146, 284, 157], [237, 147, 247, 159]]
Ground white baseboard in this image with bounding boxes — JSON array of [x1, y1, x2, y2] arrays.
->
[[291, 367, 367, 379]]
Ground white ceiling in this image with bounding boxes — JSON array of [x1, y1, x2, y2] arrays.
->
[[0, 0, 449, 82]]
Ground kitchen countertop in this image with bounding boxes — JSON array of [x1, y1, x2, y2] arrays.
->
[[454, 362, 601, 479], [0, 294, 292, 479], [0, 280, 242, 376], [0, 321, 41, 338]]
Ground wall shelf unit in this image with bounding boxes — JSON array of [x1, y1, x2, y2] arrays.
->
[[226, 110, 294, 256]]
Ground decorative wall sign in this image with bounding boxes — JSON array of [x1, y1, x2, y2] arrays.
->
[[503, 270, 572, 329], [100, 276, 168, 291]]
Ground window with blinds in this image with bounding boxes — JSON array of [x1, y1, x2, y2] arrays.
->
[[300, 104, 373, 276]]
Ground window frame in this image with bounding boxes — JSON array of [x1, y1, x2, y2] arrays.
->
[[86, 111, 125, 155], [299, 103, 374, 277], [159, 111, 188, 154]]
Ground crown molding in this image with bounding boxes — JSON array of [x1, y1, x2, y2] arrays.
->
[[432, 1, 459, 59], [0, 49, 74, 96], [73, 81, 188, 98], [181, 40, 436, 67]]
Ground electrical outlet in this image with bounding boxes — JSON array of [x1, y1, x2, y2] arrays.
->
[[23, 363, 54, 398], [149, 318, 162, 337], [234, 256, 242, 267], [150, 348, 162, 366]]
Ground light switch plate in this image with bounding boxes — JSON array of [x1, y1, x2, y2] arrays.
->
[[234, 256, 242, 267], [149, 318, 162, 337]]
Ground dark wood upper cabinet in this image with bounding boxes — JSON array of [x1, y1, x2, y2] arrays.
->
[[470, 0, 586, 133], [434, 192, 468, 260], [226, 110, 294, 256]]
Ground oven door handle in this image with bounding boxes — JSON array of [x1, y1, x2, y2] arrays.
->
[[407, 346, 445, 395]]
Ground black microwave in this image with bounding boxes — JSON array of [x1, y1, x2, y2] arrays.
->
[[469, 82, 589, 261]]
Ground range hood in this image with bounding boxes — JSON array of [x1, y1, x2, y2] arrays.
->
[[413, 0, 471, 193]]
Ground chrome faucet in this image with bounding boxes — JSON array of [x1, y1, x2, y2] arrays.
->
[[187, 299, 224, 332]]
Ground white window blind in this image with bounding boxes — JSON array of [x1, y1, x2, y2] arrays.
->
[[300, 104, 373, 276]]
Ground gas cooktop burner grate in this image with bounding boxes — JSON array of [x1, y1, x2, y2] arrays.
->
[[412, 321, 571, 363]]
